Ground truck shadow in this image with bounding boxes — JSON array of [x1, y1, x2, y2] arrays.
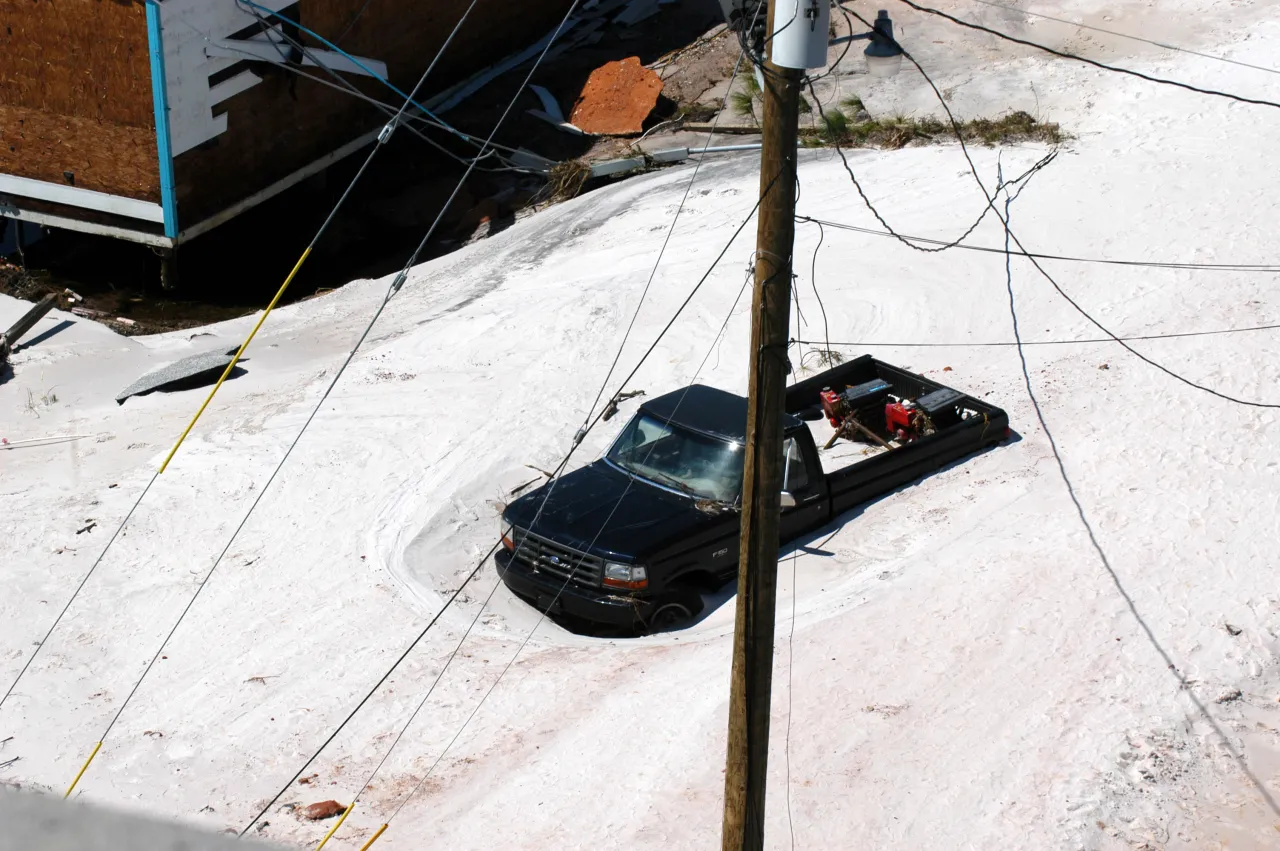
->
[[561, 432, 1023, 638]]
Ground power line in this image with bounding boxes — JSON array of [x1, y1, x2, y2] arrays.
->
[[845, 10, 1279, 819], [840, 6, 1280, 410], [964, 0, 1280, 78], [58, 0, 576, 800], [230, 2, 527, 173], [794, 214, 1280, 272], [790, 321, 1280, 349], [803, 78, 1003, 254], [1, 0, 485, 729], [994, 164, 1280, 823], [891, 0, 1280, 111]]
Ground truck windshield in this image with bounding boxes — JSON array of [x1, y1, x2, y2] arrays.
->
[[607, 414, 743, 502]]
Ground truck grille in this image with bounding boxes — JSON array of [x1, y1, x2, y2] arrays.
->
[[511, 528, 603, 588]]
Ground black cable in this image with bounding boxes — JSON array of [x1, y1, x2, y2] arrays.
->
[[803, 77, 1001, 253], [794, 214, 1280, 272], [0, 471, 159, 714], [844, 7, 1280, 409], [335, 0, 376, 45], [807, 219, 832, 354], [965, 0, 1280, 77], [892, 0, 1280, 111], [230, 4, 523, 174], [996, 167, 1280, 823], [791, 321, 1280, 349], [854, 28, 1280, 819]]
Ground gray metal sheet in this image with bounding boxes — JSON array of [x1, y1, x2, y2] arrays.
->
[[115, 348, 239, 404]]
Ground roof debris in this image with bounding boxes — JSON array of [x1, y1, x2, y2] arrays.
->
[[570, 57, 664, 135]]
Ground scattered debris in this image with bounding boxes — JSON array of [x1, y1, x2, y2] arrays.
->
[[1224, 622, 1242, 636], [199, 805, 215, 813], [0, 757, 20, 770], [143, 730, 164, 738], [862, 703, 909, 717], [115, 349, 240, 405], [510, 477, 542, 496], [525, 464, 555, 479], [527, 84, 586, 135], [245, 675, 279, 685], [75, 521, 96, 535], [298, 774, 319, 785], [570, 57, 664, 135], [1217, 688, 1243, 704], [108, 483, 118, 488], [1099, 363, 1110, 370], [602, 389, 646, 421], [302, 800, 347, 820]]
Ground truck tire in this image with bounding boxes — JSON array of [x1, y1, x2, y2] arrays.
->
[[645, 590, 704, 633]]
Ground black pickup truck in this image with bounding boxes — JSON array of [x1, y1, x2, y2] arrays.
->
[[498, 355, 1008, 632]]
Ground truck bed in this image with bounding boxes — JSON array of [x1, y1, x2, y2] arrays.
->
[[787, 356, 1009, 517]]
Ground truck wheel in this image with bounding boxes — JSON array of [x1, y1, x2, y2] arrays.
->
[[645, 591, 704, 633]]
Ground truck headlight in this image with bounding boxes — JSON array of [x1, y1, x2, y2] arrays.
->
[[603, 561, 647, 590], [500, 517, 515, 551]]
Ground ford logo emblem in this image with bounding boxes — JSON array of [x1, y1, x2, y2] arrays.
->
[[548, 556, 562, 566]]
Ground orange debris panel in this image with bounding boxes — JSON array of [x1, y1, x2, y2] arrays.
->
[[569, 57, 664, 135]]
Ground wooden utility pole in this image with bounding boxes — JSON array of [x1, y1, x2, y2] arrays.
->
[[721, 3, 804, 848]]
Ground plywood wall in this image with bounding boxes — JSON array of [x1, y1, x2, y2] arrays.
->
[[0, 0, 159, 201], [173, 0, 577, 222]]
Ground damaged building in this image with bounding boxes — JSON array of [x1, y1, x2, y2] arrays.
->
[[0, 0, 580, 284]]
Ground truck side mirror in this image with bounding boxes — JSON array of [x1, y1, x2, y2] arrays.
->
[[780, 491, 797, 509]]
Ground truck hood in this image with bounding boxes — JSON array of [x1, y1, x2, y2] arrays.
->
[[503, 461, 728, 561]]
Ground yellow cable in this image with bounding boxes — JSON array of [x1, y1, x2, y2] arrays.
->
[[64, 741, 102, 798], [358, 824, 388, 851], [315, 803, 354, 851], [157, 246, 313, 474]]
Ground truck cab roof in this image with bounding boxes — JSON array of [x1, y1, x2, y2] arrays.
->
[[639, 384, 803, 444]]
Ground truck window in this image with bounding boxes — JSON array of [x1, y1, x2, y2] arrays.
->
[[782, 438, 810, 493], [607, 414, 744, 503]]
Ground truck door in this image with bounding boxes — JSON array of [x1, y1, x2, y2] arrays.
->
[[780, 435, 826, 539]]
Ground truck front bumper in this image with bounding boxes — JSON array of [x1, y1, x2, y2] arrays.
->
[[495, 549, 643, 627]]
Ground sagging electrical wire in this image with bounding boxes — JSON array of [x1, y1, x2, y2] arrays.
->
[[230, 2, 530, 174], [995, 164, 1280, 823], [964, 0, 1280, 77], [847, 5, 1280, 408], [794, 214, 1280, 272], [790, 319, 1280, 349], [892, 0, 1280, 112], [803, 73, 1051, 254]]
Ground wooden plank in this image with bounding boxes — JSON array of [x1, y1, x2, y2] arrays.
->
[[0, 0, 157, 200]]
